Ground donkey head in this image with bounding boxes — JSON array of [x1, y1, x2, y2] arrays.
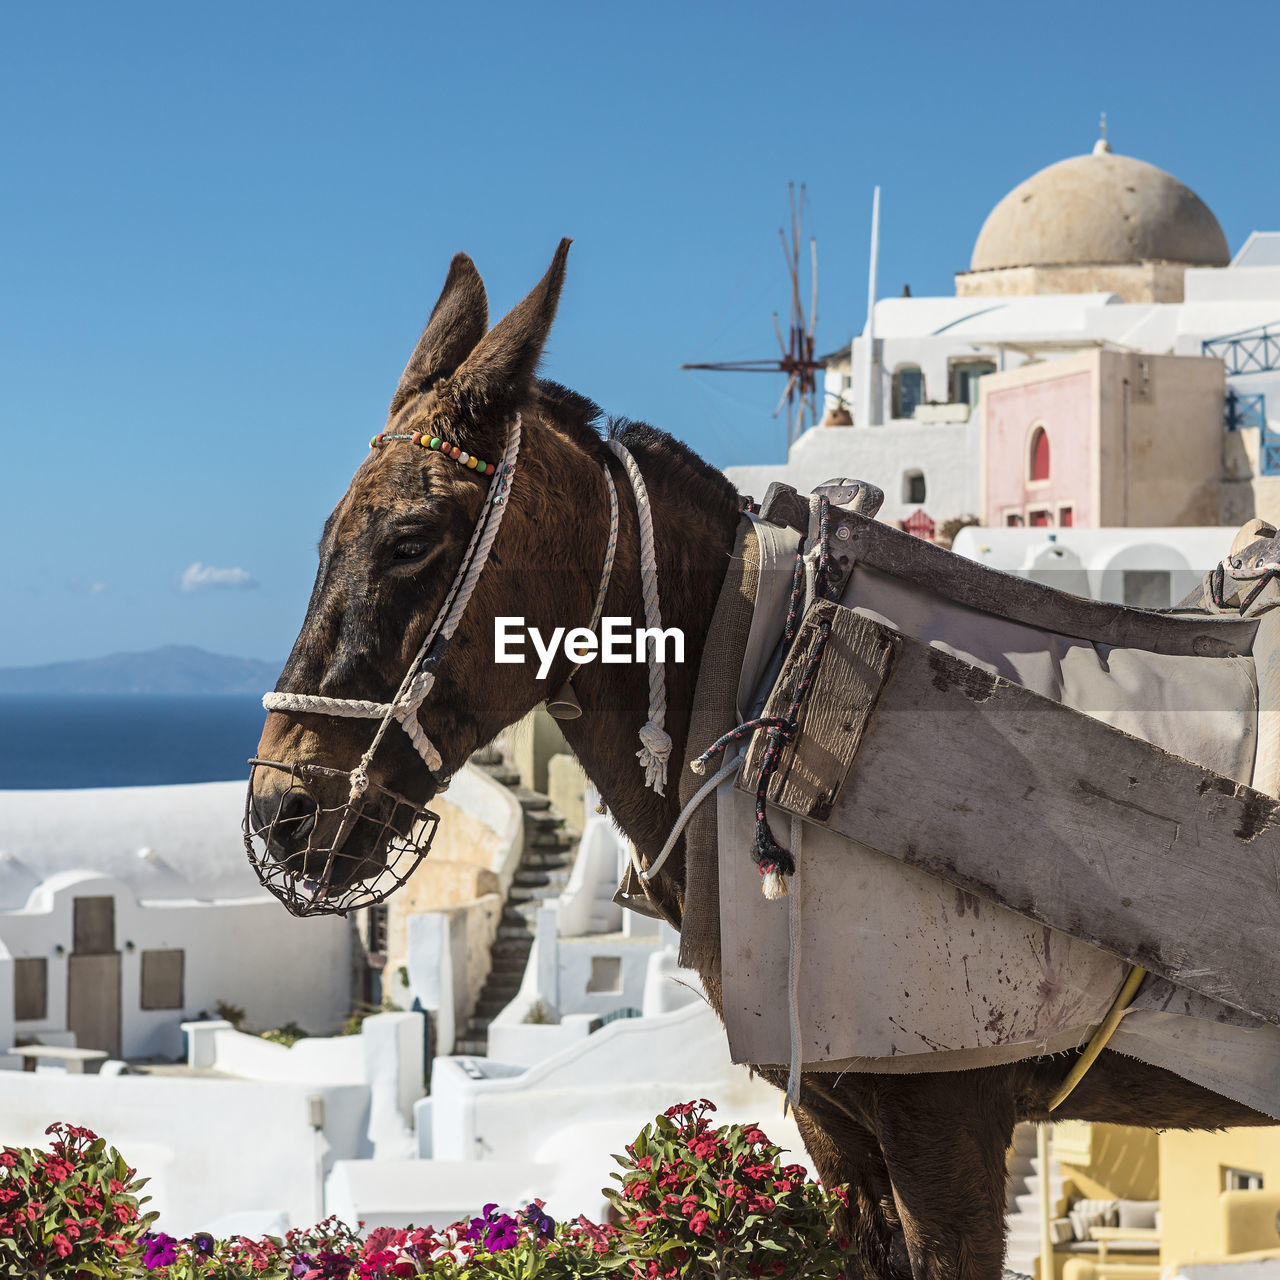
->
[[248, 241, 578, 909]]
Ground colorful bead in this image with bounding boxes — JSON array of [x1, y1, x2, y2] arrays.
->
[[449, 445, 461, 459], [429, 437, 441, 450], [484, 463, 495, 475], [369, 436, 379, 449], [458, 452, 470, 465], [467, 456, 479, 469], [411, 432, 422, 446]]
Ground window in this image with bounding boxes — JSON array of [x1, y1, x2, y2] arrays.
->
[[366, 906, 388, 956], [1123, 570, 1172, 609], [73, 897, 115, 954], [1058, 506, 1074, 527], [587, 956, 622, 994], [1224, 1167, 1264, 1192], [1028, 509, 1052, 527], [1029, 427, 1050, 482], [892, 366, 925, 419], [950, 359, 996, 407], [902, 470, 926, 504], [1005, 512, 1024, 527], [140, 949, 185, 1010], [14, 957, 47, 1021]]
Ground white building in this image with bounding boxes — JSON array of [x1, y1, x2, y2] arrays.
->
[[728, 138, 1280, 532], [0, 781, 351, 1062]]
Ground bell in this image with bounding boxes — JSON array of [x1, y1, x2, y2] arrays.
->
[[546, 680, 582, 720]]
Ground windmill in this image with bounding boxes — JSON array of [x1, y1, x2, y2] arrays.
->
[[682, 183, 825, 448]]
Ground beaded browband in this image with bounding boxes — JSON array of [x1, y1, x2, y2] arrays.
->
[[370, 430, 497, 477]]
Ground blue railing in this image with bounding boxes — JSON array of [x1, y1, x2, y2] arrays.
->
[[1225, 390, 1267, 431], [1203, 324, 1280, 375]]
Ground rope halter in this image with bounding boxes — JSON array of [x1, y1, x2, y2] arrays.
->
[[244, 416, 523, 916]]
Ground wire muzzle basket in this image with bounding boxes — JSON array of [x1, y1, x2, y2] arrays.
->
[[243, 758, 439, 917]]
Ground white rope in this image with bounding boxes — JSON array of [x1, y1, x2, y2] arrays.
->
[[607, 439, 671, 795], [784, 812, 804, 1115], [264, 415, 523, 798], [640, 750, 744, 882]]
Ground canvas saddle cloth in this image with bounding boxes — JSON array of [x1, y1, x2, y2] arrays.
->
[[639, 492, 1280, 1119]]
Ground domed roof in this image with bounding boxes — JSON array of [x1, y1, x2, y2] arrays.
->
[[970, 141, 1229, 273]]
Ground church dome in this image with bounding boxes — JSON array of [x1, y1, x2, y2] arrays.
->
[[969, 141, 1229, 273]]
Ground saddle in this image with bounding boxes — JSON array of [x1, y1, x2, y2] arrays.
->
[[672, 480, 1280, 1118]]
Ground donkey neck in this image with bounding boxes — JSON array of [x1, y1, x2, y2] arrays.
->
[[555, 426, 741, 864]]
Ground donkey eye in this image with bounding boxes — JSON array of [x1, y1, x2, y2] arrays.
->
[[392, 538, 432, 562]]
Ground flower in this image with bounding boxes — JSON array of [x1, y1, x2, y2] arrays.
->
[[190, 1231, 216, 1256], [142, 1232, 179, 1269], [688, 1209, 710, 1236], [524, 1201, 556, 1239]]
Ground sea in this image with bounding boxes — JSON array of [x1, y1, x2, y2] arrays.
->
[[0, 695, 267, 790]]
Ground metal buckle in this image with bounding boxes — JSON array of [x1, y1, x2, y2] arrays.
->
[[243, 758, 439, 918]]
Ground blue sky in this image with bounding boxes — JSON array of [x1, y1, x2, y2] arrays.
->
[[2, 1, 1277, 668]]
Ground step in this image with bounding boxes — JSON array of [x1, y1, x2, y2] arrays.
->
[[497, 924, 535, 942], [528, 831, 572, 851], [513, 869, 553, 887], [509, 885, 564, 905], [513, 789, 552, 811], [454, 1039, 488, 1057], [476, 997, 511, 1019]]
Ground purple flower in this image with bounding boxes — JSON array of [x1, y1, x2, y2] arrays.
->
[[142, 1232, 179, 1269], [484, 1214, 520, 1251], [317, 1249, 355, 1278], [291, 1253, 317, 1277], [189, 1232, 215, 1257], [524, 1203, 556, 1239]]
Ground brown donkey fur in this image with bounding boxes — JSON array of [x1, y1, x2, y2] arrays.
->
[[254, 244, 1273, 1280]]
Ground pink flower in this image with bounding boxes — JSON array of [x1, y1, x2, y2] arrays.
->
[[688, 1210, 710, 1236], [52, 1234, 73, 1259]]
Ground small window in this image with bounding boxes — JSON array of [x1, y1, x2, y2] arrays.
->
[[366, 906, 389, 956], [1058, 506, 1074, 527], [903, 470, 926, 504], [140, 949, 185, 1011], [1028, 509, 1052, 527], [1123, 570, 1172, 608], [14, 957, 47, 1021], [586, 956, 622, 994], [1005, 512, 1024, 527], [840, 373, 853, 391], [1029, 427, 1050, 482], [950, 359, 996, 407], [73, 897, 115, 955], [892, 366, 925, 419], [1224, 1167, 1264, 1192]]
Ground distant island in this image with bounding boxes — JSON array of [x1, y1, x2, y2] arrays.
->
[[0, 646, 283, 695]]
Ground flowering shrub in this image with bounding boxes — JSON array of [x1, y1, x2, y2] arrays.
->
[[603, 1099, 851, 1278], [0, 1122, 158, 1278], [3, 1103, 850, 1278]]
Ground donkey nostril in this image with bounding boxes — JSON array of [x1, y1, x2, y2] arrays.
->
[[271, 788, 318, 847]]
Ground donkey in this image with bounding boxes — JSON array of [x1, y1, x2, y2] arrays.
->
[[250, 242, 1271, 1280]]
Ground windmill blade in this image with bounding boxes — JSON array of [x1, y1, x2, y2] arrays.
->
[[772, 310, 787, 360], [808, 236, 819, 340], [772, 372, 799, 418]]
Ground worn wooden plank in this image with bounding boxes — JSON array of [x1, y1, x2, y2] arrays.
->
[[740, 605, 899, 821], [738, 602, 1280, 1023], [832, 511, 1258, 657], [758, 482, 809, 535]]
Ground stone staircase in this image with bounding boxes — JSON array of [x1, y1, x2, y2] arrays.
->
[[453, 747, 579, 1056], [1004, 1123, 1066, 1280]]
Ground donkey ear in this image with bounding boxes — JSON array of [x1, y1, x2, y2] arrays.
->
[[446, 239, 571, 445], [390, 253, 489, 414]]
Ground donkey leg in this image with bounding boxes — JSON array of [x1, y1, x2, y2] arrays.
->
[[793, 1098, 912, 1280], [871, 1072, 1017, 1280]]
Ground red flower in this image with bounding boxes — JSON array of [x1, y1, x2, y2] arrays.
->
[[52, 1234, 73, 1259], [688, 1209, 710, 1236], [0, 1151, 16, 1168], [112, 1202, 134, 1223]]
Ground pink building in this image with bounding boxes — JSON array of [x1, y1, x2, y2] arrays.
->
[[980, 349, 1224, 529]]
